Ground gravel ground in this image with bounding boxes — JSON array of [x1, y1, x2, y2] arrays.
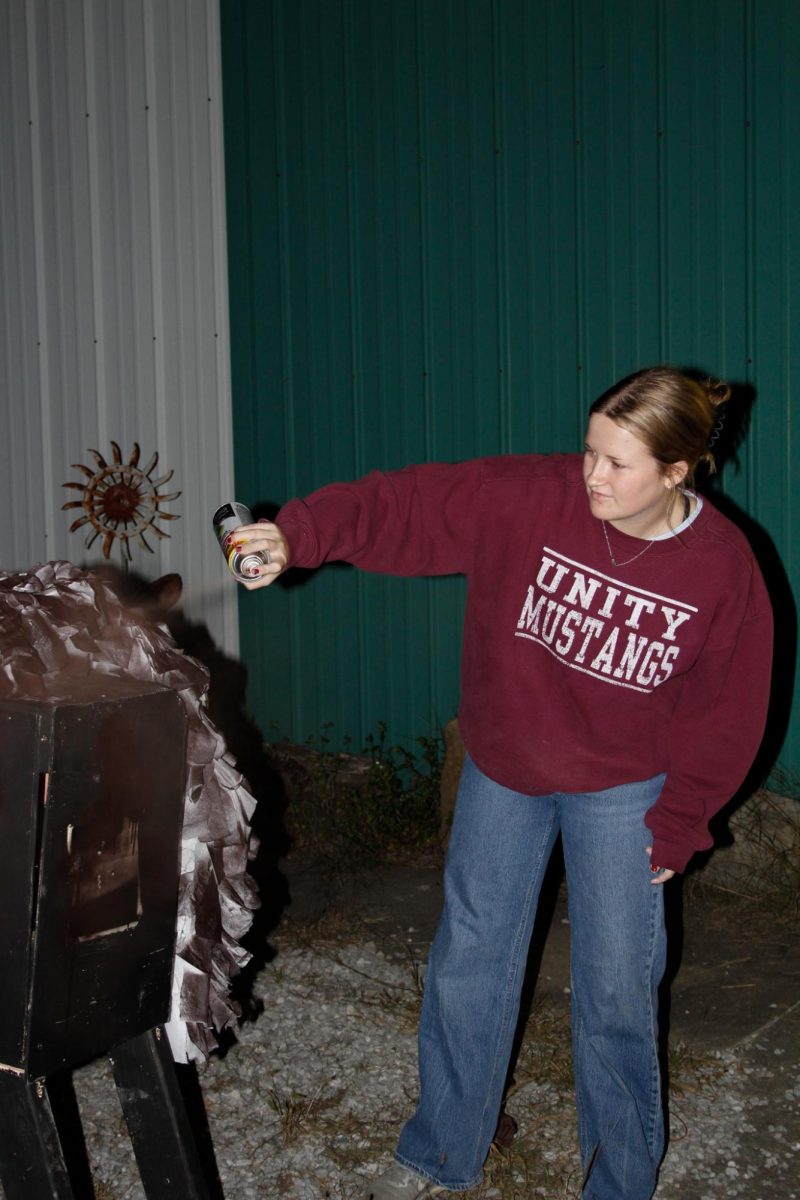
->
[[23, 925, 797, 1200]]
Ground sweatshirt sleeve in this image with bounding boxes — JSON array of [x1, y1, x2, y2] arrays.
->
[[275, 460, 484, 577], [646, 568, 774, 873]]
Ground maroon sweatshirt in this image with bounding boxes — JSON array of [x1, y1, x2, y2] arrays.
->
[[276, 454, 773, 872]]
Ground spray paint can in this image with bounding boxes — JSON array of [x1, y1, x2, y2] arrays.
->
[[212, 502, 270, 582]]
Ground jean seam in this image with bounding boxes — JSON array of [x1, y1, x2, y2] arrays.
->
[[644, 880, 662, 1159], [574, 1008, 588, 1165]]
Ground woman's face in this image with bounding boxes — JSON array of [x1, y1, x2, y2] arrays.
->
[[583, 413, 686, 538]]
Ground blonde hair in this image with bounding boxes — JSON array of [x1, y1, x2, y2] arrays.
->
[[590, 366, 731, 487]]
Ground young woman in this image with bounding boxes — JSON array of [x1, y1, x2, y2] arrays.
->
[[234, 367, 773, 1200]]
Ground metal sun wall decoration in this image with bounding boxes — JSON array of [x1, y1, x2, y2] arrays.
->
[[62, 442, 181, 561]]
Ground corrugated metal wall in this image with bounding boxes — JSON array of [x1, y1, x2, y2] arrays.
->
[[222, 0, 798, 774], [0, 0, 238, 652]]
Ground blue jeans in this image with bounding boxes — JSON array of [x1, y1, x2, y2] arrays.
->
[[395, 756, 667, 1199]]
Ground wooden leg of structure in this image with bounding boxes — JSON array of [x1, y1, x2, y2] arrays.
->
[[0, 1071, 75, 1199], [109, 1028, 212, 1200]]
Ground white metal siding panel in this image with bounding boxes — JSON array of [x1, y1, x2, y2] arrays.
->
[[0, 0, 45, 556], [0, 0, 238, 654]]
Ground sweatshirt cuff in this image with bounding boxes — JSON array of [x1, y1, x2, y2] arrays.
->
[[649, 837, 691, 875]]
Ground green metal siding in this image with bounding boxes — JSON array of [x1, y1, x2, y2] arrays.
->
[[221, 0, 798, 774]]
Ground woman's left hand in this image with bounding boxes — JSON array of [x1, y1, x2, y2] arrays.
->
[[646, 847, 675, 886]]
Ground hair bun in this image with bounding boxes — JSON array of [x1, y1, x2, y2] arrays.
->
[[702, 377, 731, 409]]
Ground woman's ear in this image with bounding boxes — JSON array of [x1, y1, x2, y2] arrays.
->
[[664, 461, 689, 489]]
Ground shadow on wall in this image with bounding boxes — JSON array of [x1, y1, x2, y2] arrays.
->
[[691, 375, 797, 806]]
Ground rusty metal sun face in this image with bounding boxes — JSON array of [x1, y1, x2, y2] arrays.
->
[[62, 442, 181, 561]]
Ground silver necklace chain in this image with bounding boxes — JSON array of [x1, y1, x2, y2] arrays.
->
[[601, 520, 656, 568], [601, 493, 692, 568]]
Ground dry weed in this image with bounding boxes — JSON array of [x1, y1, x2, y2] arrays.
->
[[267, 1083, 347, 1146]]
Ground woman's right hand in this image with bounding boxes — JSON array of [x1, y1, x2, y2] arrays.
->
[[231, 521, 290, 589]]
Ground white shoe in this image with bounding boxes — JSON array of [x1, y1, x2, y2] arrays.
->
[[365, 1161, 446, 1198]]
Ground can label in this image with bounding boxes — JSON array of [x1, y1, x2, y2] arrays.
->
[[212, 502, 270, 581]]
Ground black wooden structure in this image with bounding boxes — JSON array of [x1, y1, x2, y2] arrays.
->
[[0, 676, 212, 1198]]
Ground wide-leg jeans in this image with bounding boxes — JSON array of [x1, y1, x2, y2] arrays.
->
[[395, 756, 667, 1199]]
